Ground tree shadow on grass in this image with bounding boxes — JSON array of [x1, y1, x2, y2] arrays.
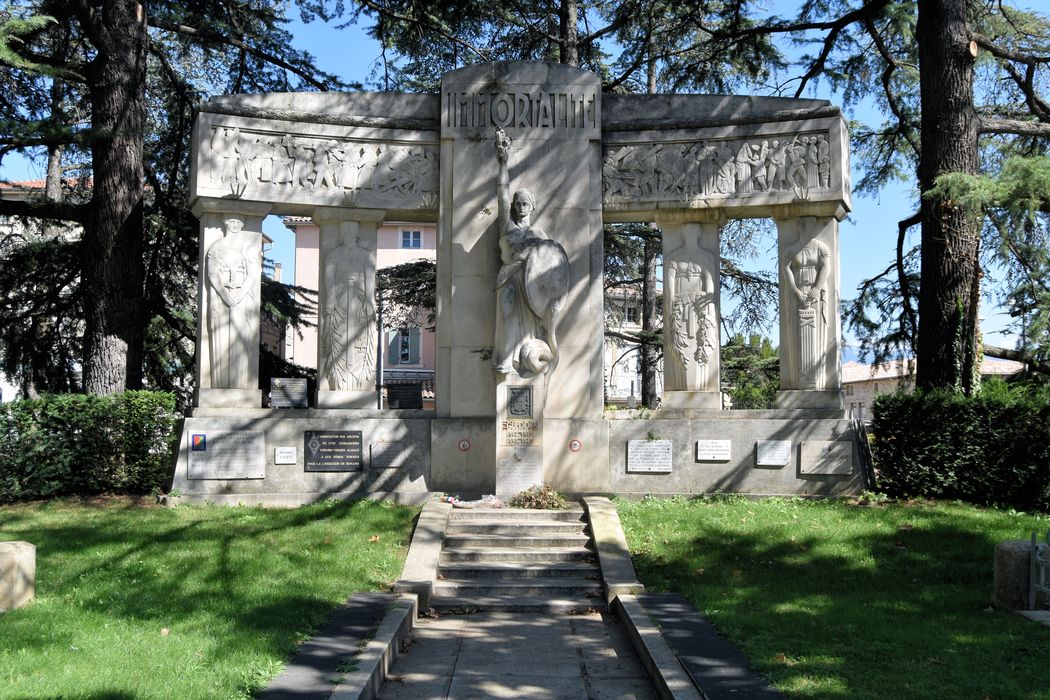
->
[[0, 499, 418, 697], [628, 502, 1050, 699]]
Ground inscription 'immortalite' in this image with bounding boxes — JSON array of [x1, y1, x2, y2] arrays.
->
[[445, 91, 598, 130]]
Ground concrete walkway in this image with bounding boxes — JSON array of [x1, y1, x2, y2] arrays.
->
[[377, 612, 658, 700]]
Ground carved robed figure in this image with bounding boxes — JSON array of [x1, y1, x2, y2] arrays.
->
[[492, 127, 569, 378], [205, 216, 259, 388]]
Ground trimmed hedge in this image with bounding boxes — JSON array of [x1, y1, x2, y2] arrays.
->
[[0, 391, 178, 503], [872, 388, 1050, 512]]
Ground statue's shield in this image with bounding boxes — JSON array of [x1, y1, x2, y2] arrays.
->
[[524, 240, 570, 317]]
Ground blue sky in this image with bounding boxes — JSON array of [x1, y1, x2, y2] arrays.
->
[[0, 12, 1020, 359]]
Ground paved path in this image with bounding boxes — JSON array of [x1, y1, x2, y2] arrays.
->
[[377, 612, 658, 700]]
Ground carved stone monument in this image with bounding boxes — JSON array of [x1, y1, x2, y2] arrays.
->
[[173, 61, 861, 506]]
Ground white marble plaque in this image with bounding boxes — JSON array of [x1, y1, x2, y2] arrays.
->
[[188, 430, 265, 479], [627, 439, 673, 473], [500, 419, 539, 447], [274, 446, 297, 465], [496, 447, 544, 495], [696, 439, 732, 462], [800, 441, 854, 475], [756, 440, 792, 467]]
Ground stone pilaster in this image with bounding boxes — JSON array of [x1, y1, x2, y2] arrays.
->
[[191, 198, 271, 408], [658, 212, 723, 409], [313, 207, 384, 409], [774, 212, 843, 409]]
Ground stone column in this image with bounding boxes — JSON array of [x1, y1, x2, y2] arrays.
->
[[774, 211, 844, 409], [192, 198, 271, 408], [658, 213, 723, 409], [313, 207, 384, 409]]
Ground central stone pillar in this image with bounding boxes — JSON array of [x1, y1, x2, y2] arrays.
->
[[434, 62, 604, 495]]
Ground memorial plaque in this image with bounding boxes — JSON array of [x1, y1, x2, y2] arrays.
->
[[696, 439, 732, 462], [188, 430, 265, 479], [371, 441, 408, 468], [800, 441, 854, 475], [756, 440, 792, 467], [387, 383, 423, 409], [271, 378, 308, 408], [497, 447, 544, 495], [500, 419, 539, 447], [627, 439, 673, 473], [274, 446, 297, 465], [304, 430, 363, 472], [508, 387, 532, 417]]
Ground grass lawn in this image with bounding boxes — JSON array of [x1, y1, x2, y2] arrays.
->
[[617, 496, 1050, 700], [0, 497, 417, 699]]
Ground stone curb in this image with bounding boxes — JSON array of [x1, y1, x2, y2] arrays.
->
[[329, 594, 418, 700], [582, 496, 645, 603], [614, 594, 703, 700], [392, 500, 451, 609]]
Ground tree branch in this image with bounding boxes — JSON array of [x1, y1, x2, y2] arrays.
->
[[984, 344, 1050, 376], [978, 117, 1050, 136], [147, 18, 331, 91], [896, 211, 919, 344], [971, 32, 1050, 65], [0, 197, 89, 224], [355, 0, 489, 61]]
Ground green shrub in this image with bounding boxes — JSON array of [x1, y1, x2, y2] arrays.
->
[[872, 387, 1050, 511], [0, 391, 178, 502]]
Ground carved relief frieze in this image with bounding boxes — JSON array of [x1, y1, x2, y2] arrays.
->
[[207, 126, 439, 209], [602, 131, 833, 206]]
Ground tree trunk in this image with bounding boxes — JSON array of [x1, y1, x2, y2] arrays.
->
[[915, 0, 981, 393], [640, 235, 659, 407], [81, 0, 148, 394], [558, 0, 579, 67]]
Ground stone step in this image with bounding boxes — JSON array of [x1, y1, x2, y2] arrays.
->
[[445, 521, 587, 536], [440, 546, 595, 563], [429, 594, 606, 614], [443, 533, 592, 549], [448, 508, 585, 521], [434, 578, 603, 597], [437, 561, 600, 578]]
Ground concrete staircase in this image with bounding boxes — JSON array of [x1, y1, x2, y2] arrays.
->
[[431, 506, 605, 613]]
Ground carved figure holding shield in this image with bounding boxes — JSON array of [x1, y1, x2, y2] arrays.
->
[[493, 127, 569, 377]]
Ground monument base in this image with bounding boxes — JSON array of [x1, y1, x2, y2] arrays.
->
[[197, 388, 263, 408], [317, 390, 377, 409], [662, 391, 722, 410], [495, 376, 547, 498], [776, 390, 844, 410]]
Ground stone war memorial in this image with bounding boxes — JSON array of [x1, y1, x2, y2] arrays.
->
[[173, 61, 863, 504]]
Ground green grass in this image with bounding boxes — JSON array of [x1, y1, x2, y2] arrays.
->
[[0, 497, 417, 699], [617, 496, 1050, 699]]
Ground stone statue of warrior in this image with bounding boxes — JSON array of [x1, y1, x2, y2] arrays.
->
[[492, 127, 569, 378]]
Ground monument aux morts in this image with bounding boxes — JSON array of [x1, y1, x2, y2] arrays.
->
[[173, 61, 862, 505]]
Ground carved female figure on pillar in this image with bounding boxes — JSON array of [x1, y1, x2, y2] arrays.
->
[[492, 127, 569, 378], [664, 231, 718, 392], [206, 217, 259, 388], [321, 223, 376, 391], [782, 236, 831, 390]]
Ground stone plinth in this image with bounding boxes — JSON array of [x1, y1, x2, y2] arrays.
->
[[994, 540, 1048, 610], [0, 541, 35, 612]]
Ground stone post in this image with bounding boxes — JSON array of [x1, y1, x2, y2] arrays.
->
[[773, 212, 843, 409], [313, 207, 384, 409], [0, 541, 34, 612], [191, 198, 271, 408], [658, 213, 723, 409]]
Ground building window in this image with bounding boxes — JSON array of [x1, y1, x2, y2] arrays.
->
[[388, 327, 421, 365], [401, 229, 421, 249], [624, 305, 639, 324]]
